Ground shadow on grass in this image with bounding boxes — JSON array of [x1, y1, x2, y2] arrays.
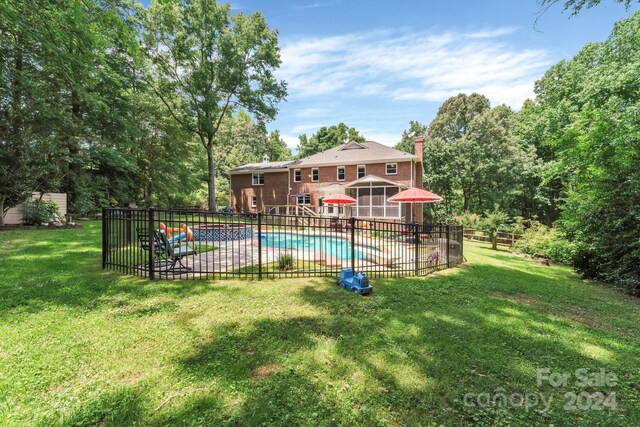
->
[[0, 222, 244, 316], [161, 262, 640, 425], [53, 387, 149, 427]]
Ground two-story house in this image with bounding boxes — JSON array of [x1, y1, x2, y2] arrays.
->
[[229, 137, 424, 222]]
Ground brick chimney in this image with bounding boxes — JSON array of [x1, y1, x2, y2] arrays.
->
[[413, 135, 424, 160]]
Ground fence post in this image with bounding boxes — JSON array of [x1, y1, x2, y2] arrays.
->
[[148, 207, 155, 280], [102, 207, 107, 269], [446, 224, 450, 269], [460, 226, 464, 264], [350, 217, 356, 273], [414, 224, 419, 275], [258, 212, 263, 280], [125, 209, 132, 244]]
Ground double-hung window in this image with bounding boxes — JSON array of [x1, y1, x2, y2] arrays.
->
[[311, 168, 319, 182], [294, 169, 301, 183], [337, 166, 346, 181], [357, 165, 366, 179], [296, 194, 311, 205], [385, 163, 397, 175], [252, 173, 264, 185]]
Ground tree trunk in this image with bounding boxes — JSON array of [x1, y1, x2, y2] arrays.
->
[[207, 143, 216, 211], [0, 197, 5, 227], [491, 234, 497, 250]]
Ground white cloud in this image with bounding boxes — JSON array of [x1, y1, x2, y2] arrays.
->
[[360, 131, 402, 147], [293, 2, 329, 9], [280, 134, 300, 150], [278, 26, 552, 108], [290, 123, 325, 133]]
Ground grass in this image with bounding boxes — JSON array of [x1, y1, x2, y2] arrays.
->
[[0, 221, 639, 426]]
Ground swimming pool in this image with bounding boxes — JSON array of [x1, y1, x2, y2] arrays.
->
[[260, 232, 373, 261]]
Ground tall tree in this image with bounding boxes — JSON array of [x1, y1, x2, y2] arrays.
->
[[525, 11, 640, 294], [394, 120, 428, 154], [297, 123, 364, 158], [143, 0, 287, 210], [266, 130, 293, 161]]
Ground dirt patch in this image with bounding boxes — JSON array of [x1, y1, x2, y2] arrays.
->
[[490, 291, 539, 305], [251, 363, 281, 381], [239, 348, 255, 356]]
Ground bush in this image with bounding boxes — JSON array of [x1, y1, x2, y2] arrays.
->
[[277, 253, 294, 271], [452, 212, 480, 229], [478, 207, 509, 250], [20, 199, 62, 225], [512, 221, 575, 264]]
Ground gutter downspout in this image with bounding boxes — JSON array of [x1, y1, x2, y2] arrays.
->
[[287, 166, 291, 215]]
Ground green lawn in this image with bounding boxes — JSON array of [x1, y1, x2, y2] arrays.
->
[[1, 222, 639, 426]]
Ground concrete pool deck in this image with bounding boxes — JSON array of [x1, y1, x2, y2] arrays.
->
[[148, 232, 446, 278]]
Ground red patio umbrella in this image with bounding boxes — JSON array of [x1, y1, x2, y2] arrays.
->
[[322, 193, 357, 205], [387, 187, 443, 222]]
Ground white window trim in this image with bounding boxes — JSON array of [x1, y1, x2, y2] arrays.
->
[[296, 193, 311, 205], [352, 185, 401, 219], [311, 168, 319, 182], [252, 173, 264, 186], [251, 195, 257, 208], [385, 163, 398, 176], [357, 165, 366, 179], [293, 168, 302, 183], [337, 166, 346, 181]]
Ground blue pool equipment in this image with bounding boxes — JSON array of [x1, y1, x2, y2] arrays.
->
[[337, 268, 372, 295]]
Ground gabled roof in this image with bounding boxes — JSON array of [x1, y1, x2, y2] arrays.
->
[[229, 140, 418, 173], [295, 140, 418, 166]]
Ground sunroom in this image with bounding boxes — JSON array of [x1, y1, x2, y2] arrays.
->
[[344, 175, 407, 220]]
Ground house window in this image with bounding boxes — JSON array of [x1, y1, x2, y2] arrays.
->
[[296, 194, 311, 205], [386, 163, 397, 175], [251, 196, 257, 208], [252, 173, 264, 185], [294, 169, 301, 183], [357, 165, 366, 179], [311, 168, 319, 182], [337, 166, 345, 181]]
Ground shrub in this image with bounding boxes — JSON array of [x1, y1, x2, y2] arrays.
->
[[512, 221, 575, 264], [452, 212, 480, 229], [478, 207, 509, 250], [20, 199, 62, 225], [277, 253, 294, 271]]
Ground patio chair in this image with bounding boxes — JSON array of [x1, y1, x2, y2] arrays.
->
[[137, 227, 167, 265], [154, 229, 197, 272]]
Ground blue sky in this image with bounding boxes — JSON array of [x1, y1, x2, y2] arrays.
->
[[144, 1, 639, 149]]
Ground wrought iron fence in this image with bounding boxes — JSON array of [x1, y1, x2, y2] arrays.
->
[[102, 207, 463, 280]]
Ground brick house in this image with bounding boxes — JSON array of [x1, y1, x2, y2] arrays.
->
[[229, 137, 425, 222]]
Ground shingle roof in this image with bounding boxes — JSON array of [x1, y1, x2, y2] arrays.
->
[[229, 140, 417, 173], [228, 161, 292, 173], [295, 140, 418, 166]]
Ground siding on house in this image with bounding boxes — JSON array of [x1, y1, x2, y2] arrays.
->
[[3, 193, 67, 225]]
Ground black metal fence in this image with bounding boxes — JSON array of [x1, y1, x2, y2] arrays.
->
[[102, 207, 463, 280]]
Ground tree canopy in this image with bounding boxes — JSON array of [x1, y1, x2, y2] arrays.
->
[[297, 123, 365, 158], [143, 0, 287, 210]]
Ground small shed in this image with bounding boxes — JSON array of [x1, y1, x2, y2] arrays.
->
[[3, 193, 68, 225]]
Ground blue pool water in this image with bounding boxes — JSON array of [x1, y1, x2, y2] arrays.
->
[[260, 233, 370, 261]]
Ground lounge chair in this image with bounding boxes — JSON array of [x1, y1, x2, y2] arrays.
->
[[137, 227, 166, 265], [154, 230, 197, 272]]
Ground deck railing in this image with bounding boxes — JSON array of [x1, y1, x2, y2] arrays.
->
[[102, 207, 464, 280]]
